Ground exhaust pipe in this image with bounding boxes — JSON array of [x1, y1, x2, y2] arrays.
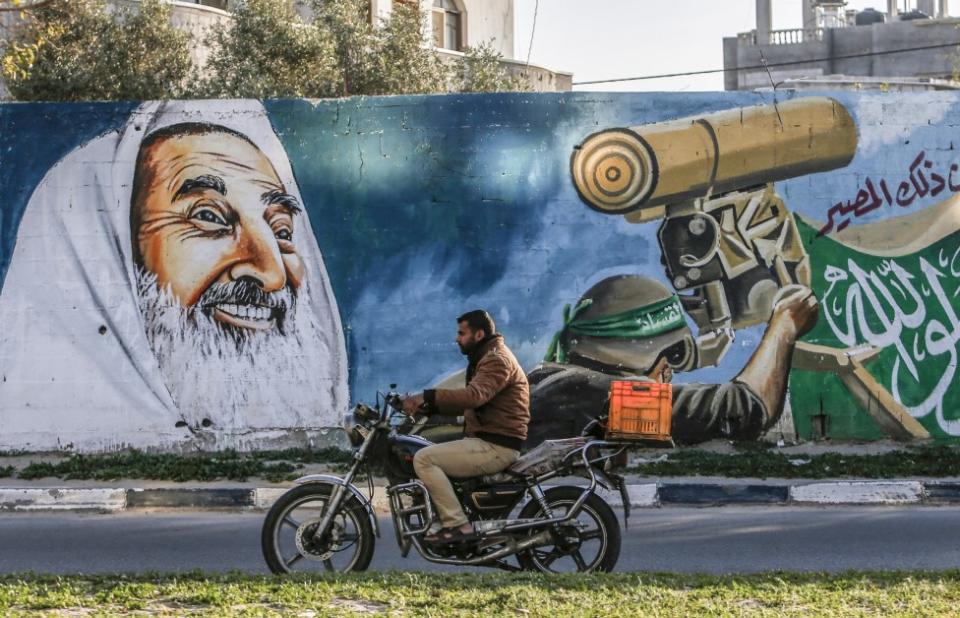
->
[[412, 529, 554, 566]]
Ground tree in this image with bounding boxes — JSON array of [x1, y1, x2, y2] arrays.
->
[[457, 42, 527, 93], [203, 0, 341, 99], [103, 0, 195, 100], [367, 0, 458, 95], [0, 0, 56, 12], [4, 0, 529, 101], [206, 0, 451, 98], [309, 0, 377, 96], [1, 0, 192, 101], [314, 0, 450, 96]]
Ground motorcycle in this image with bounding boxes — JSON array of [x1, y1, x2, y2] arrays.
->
[[261, 387, 631, 573]]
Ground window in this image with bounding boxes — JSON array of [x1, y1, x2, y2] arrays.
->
[[432, 0, 461, 51], [193, 0, 228, 9]]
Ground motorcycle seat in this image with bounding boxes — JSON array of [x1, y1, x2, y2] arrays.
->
[[477, 437, 589, 484]]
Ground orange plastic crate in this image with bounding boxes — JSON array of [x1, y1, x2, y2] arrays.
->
[[606, 381, 673, 441]]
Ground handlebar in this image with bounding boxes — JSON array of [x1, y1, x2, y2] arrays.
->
[[377, 393, 428, 438], [385, 393, 404, 411], [385, 393, 429, 416]]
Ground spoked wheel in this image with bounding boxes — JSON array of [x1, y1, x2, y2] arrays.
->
[[261, 484, 374, 574], [516, 486, 621, 573]]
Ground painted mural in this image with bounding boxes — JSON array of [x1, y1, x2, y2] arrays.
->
[[1, 92, 959, 452], [0, 101, 348, 451]]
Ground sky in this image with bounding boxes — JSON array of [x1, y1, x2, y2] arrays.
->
[[513, 0, 960, 91]]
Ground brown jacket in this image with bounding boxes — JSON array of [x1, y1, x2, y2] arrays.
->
[[424, 335, 530, 450]]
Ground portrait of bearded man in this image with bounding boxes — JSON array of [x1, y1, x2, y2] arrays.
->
[[0, 101, 348, 452]]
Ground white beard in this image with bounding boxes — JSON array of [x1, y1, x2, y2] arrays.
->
[[135, 268, 337, 432]]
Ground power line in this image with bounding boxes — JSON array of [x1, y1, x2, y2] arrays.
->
[[525, 0, 539, 68], [572, 40, 960, 86]]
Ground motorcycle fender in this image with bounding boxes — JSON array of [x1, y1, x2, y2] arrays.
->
[[591, 469, 631, 528], [612, 473, 631, 529], [293, 474, 380, 538], [590, 468, 616, 491]]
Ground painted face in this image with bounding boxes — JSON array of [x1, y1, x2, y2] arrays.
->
[[455, 321, 485, 356], [132, 131, 305, 331]]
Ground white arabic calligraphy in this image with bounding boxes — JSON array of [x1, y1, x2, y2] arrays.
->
[[823, 250, 960, 435]]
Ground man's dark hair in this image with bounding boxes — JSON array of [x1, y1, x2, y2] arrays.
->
[[457, 309, 496, 337]]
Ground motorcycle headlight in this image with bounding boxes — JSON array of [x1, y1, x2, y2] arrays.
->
[[345, 424, 369, 447], [353, 403, 380, 423]]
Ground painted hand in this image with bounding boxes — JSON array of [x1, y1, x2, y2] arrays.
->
[[645, 355, 674, 384], [772, 284, 819, 339], [401, 393, 425, 416]]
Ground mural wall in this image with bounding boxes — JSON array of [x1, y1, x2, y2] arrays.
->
[[1, 92, 958, 452]]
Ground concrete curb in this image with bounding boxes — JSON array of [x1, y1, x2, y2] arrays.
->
[[3, 480, 960, 512], [788, 481, 925, 505], [0, 488, 127, 512]]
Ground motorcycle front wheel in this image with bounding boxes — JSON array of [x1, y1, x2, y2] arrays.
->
[[516, 486, 621, 573], [261, 483, 375, 574]]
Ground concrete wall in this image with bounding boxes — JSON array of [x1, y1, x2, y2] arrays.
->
[[5, 92, 958, 452], [725, 18, 960, 90], [436, 51, 572, 92], [500, 58, 573, 92]]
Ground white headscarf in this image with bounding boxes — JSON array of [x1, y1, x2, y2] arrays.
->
[[0, 100, 348, 452]]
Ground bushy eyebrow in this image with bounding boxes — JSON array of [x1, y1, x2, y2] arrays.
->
[[174, 174, 226, 200], [262, 189, 302, 214]]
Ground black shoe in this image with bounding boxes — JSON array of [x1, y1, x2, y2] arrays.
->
[[423, 525, 476, 545]]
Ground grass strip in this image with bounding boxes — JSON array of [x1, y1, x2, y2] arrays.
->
[[627, 443, 960, 479], [7, 443, 960, 483], [0, 571, 957, 616], [15, 448, 352, 483]]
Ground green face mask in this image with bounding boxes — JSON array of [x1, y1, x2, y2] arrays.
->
[[543, 294, 686, 364]]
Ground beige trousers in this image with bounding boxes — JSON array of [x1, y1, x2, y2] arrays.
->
[[413, 437, 519, 528]]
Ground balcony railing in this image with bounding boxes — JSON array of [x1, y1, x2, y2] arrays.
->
[[739, 27, 829, 46]]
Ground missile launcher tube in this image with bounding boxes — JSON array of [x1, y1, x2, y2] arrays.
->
[[570, 97, 858, 215]]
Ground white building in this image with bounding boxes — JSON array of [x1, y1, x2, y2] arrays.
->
[[724, 0, 959, 91]]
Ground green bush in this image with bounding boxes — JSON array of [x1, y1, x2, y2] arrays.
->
[[15, 448, 352, 482], [2, 0, 193, 101]]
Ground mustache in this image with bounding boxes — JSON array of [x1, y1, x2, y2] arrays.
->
[[197, 278, 295, 312]]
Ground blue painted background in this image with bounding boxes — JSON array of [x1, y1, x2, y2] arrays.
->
[[4, 92, 960, 410]]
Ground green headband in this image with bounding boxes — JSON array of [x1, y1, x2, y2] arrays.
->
[[543, 294, 686, 364]]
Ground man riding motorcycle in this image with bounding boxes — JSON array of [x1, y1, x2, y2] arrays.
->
[[401, 309, 530, 544]]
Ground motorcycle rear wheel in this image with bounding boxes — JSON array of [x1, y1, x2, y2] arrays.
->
[[516, 486, 621, 573], [261, 483, 375, 574]]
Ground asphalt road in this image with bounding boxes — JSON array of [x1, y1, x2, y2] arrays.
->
[[0, 506, 957, 574]]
